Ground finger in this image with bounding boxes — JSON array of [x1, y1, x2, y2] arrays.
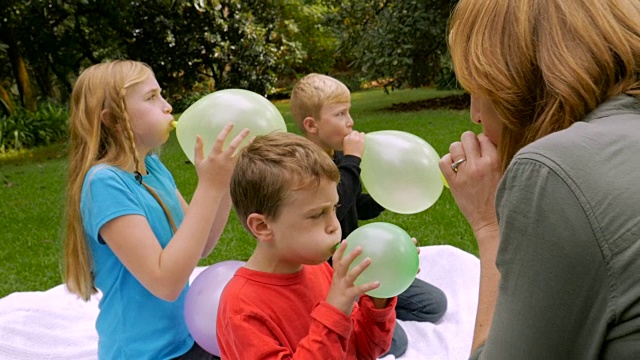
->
[[212, 123, 235, 154], [331, 240, 348, 266], [345, 256, 371, 283], [449, 141, 466, 164], [477, 133, 498, 158], [461, 131, 482, 161], [354, 280, 381, 295], [193, 135, 204, 165], [225, 128, 250, 155], [340, 244, 363, 269], [439, 153, 454, 175]]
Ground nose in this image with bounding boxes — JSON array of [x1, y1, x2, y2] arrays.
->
[[327, 213, 340, 235], [346, 115, 354, 128], [163, 100, 173, 114]]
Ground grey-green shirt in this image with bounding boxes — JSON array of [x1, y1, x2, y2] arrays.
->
[[472, 95, 640, 359]]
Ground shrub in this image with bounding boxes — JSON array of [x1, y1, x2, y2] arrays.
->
[[0, 103, 69, 153]]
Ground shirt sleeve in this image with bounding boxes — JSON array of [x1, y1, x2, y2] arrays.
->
[[81, 166, 144, 245], [335, 154, 364, 222], [472, 157, 609, 359], [355, 193, 385, 220], [353, 295, 397, 358], [219, 301, 354, 360]]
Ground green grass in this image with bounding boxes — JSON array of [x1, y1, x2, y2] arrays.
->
[[0, 87, 479, 298]]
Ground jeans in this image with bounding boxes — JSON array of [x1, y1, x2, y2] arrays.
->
[[383, 278, 448, 357]]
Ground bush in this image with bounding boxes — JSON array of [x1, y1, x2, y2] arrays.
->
[[0, 103, 69, 153], [332, 73, 364, 92]]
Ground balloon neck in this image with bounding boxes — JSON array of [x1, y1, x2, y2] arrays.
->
[[170, 121, 177, 132]]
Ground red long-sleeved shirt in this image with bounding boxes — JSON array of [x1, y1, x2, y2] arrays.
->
[[217, 263, 396, 359]]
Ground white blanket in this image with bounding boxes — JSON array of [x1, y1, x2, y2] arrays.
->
[[0, 245, 479, 360]]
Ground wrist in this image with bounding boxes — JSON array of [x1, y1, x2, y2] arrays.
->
[[368, 296, 391, 309]]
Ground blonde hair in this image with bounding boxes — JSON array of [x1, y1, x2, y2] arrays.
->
[[230, 132, 340, 232], [290, 73, 351, 133], [448, 0, 640, 170], [64, 60, 175, 300]]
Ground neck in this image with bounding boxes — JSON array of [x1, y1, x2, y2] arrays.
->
[[245, 247, 303, 274], [122, 154, 148, 176]]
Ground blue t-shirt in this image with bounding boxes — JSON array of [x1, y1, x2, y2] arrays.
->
[[81, 155, 192, 359]]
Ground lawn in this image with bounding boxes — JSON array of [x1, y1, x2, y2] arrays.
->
[[0, 87, 480, 298]]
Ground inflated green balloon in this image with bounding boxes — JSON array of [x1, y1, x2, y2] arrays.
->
[[175, 89, 287, 163], [361, 130, 443, 214], [345, 222, 419, 298]]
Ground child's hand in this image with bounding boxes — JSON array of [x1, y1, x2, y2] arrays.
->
[[326, 241, 382, 315], [193, 123, 250, 189], [342, 131, 365, 158]]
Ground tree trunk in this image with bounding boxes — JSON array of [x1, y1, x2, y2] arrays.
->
[[0, 82, 14, 116], [1, 23, 36, 112]]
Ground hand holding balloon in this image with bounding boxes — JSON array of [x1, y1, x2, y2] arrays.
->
[[343, 222, 419, 298], [326, 241, 382, 315], [343, 131, 365, 158], [192, 124, 250, 191]]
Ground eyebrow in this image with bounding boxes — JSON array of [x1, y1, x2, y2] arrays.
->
[[147, 87, 162, 94], [304, 201, 338, 214]]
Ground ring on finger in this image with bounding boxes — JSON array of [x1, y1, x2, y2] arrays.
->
[[451, 158, 467, 172]]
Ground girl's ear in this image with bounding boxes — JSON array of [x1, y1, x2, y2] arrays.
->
[[100, 109, 114, 127], [303, 116, 318, 134], [101, 109, 122, 132], [246, 213, 273, 243]]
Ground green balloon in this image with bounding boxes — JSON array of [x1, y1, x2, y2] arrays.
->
[[175, 89, 287, 163], [360, 130, 443, 214], [345, 222, 419, 298]]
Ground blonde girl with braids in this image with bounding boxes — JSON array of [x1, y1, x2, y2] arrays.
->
[[440, 0, 640, 358], [64, 60, 249, 360]]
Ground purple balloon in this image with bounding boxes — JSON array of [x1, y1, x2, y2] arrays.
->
[[184, 260, 245, 356]]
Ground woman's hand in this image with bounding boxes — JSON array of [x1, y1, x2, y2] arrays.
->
[[439, 131, 502, 236]]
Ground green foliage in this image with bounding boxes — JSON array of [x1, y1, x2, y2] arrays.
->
[[336, 0, 458, 87], [332, 73, 365, 92], [171, 90, 210, 114], [436, 55, 462, 91], [0, 103, 68, 153]]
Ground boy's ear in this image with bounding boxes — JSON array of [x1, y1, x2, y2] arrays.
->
[[302, 116, 318, 134], [246, 213, 273, 243]]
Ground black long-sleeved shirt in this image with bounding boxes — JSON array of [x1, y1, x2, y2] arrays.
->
[[334, 152, 385, 239]]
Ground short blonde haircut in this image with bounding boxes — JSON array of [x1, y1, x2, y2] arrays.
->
[[448, 0, 640, 170], [290, 73, 351, 134], [230, 132, 340, 233]]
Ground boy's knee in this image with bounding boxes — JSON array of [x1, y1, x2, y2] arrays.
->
[[396, 278, 448, 323]]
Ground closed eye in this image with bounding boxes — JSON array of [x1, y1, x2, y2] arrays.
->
[[310, 204, 340, 219]]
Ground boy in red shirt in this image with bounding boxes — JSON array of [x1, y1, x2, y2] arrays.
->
[[217, 132, 397, 359]]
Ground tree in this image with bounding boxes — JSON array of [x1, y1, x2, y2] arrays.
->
[[0, 1, 36, 112], [335, 0, 458, 87]]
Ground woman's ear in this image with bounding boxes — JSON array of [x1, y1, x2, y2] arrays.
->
[[303, 116, 318, 134], [246, 213, 273, 243]]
